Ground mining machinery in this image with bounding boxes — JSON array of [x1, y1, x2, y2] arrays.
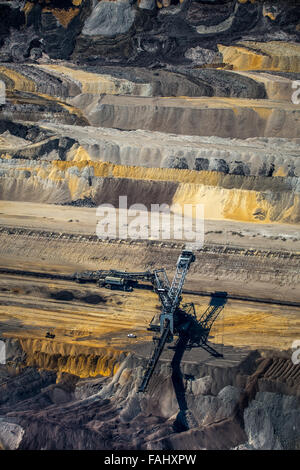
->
[[138, 250, 226, 393]]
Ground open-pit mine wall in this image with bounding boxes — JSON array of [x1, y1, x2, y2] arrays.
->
[[1, 336, 300, 450]]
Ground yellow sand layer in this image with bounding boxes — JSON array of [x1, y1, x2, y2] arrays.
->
[[23, 2, 34, 17], [232, 71, 295, 101], [173, 184, 268, 223], [210, 302, 299, 351], [173, 184, 300, 224], [12, 160, 298, 223], [52, 159, 222, 184], [0, 70, 87, 122], [218, 41, 300, 72], [2, 294, 299, 379]]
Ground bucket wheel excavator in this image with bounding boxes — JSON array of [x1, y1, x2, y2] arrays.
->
[[138, 250, 226, 393]]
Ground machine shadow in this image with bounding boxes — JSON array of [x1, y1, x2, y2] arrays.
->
[[171, 291, 228, 432]]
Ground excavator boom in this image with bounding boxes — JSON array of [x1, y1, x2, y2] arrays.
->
[[138, 250, 195, 393]]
